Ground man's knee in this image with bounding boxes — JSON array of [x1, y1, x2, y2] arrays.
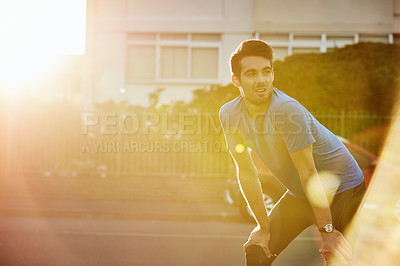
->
[[245, 245, 277, 266]]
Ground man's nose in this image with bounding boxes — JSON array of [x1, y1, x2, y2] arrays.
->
[[256, 73, 266, 83]]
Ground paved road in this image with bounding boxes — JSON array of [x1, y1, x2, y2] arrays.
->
[[0, 216, 325, 266]]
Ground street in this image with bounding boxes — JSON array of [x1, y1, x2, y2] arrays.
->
[[0, 216, 324, 266]]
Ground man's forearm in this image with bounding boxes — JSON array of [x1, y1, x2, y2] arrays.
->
[[300, 171, 332, 229], [238, 173, 270, 229]]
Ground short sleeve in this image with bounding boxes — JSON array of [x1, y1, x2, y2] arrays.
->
[[219, 107, 247, 153], [273, 101, 315, 153]]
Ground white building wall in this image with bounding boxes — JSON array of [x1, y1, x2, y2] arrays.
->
[[93, 32, 126, 103], [87, 0, 255, 106], [120, 33, 253, 106], [220, 34, 254, 82], [80, 0, 400, 107], [96, 0, 254, 33], [254, 0, 395, 33]]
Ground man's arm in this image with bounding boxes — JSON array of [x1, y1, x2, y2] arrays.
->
[[229, 148, 273, 258], [289, 144, 352, 263]]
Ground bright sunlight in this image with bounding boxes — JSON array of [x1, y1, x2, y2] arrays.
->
[[0, 0, 86, 90]]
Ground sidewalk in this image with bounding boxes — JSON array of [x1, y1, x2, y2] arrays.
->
[[0, 174, 245, 223], [0, 198, 244, 223]]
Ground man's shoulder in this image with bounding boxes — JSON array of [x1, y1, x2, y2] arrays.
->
[[219, 96, 244, 118], [271, 88, 304, 113]]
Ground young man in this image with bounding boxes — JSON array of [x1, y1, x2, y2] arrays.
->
[[219, 40, 365, 265]]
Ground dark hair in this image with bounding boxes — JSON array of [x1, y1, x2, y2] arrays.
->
[[230, 39, 274, 78]]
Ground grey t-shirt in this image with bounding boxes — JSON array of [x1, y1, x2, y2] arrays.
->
[[219, 88, 364, 199]]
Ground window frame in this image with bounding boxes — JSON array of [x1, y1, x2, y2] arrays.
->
[[256, 32, 394, 61], [126, 33, 222, 84]]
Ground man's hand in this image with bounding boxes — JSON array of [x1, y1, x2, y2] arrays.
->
[[319, 230, 352, 264], [243, 225, 274, 258]]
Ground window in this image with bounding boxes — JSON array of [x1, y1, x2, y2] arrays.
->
[[191, 48, 218, 79], [272, 47, 289, 61], [126, 33, 221, 83], [259, 34, 288, 42], [126, 46, 155, 80], [326, 35, 354, 42], [326, 35, 354, 48], [258, 32, 394, 61], [292, 47, 320, 54], [359, 34, 390, 44], [292, 35, 321, 41], [160, 46, 188, 79]]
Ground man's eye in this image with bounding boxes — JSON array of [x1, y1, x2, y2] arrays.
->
[[246, 72, 255, 77], [264, 70, 271, 75]]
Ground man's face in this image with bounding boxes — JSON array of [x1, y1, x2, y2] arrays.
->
[[233, 56, 274, 105]]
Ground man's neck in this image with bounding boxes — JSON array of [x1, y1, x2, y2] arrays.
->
[[244, 96, 272, 120]]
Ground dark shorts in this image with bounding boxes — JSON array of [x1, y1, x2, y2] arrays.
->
[[246, 181, 366, 265]]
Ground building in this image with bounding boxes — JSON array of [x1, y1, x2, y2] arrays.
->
[[75, 0, 400, 106]]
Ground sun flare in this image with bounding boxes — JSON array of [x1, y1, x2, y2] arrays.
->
[[0, 0, 86, 90]]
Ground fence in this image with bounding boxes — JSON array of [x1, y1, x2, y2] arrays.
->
[[313, 110, 391, 154], [0, 104, 232, 178], [0, 104, 391, 178]]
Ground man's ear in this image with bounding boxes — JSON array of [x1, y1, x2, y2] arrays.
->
[[232, 75, 240, 88], [272, 68, 275, 82]]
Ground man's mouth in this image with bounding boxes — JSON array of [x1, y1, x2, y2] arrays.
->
[[255, 87, 267, 93]]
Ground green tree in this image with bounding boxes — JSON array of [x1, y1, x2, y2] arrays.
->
[[273, 42, 400, 115]]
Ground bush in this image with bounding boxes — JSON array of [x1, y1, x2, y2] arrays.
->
[[273, 42, 400, 115]]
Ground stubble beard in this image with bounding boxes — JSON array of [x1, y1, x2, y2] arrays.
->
[[244, 86, 272, 106]]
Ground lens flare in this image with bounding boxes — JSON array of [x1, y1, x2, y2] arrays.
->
[[0, 0, 86, 91], [235, 144, 245, 153], [346, 95, 400, 266], [306, 171, 340, 206]]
